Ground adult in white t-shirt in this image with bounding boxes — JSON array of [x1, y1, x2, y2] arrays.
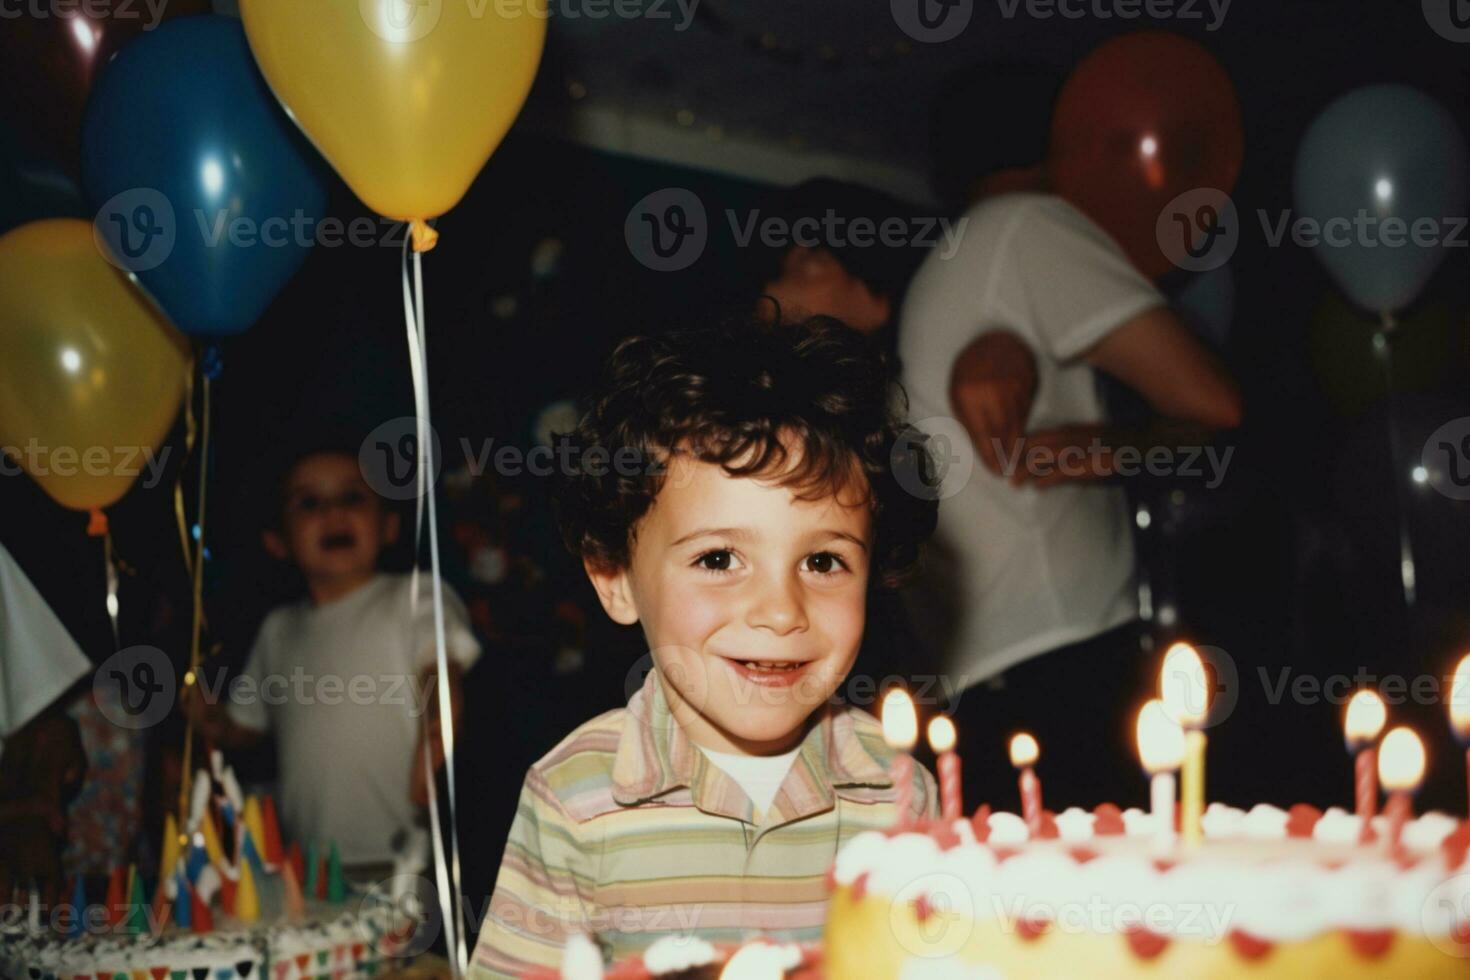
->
[[225, 572, 481, 865], [899, 191, 1240, 802]]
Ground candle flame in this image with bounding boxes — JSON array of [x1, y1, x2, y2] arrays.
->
[[881, 688, 918, 751], [1136, 699, 1186, 775], [1344, 690, 1387, 749], [1009, 732, 1039, 768], [1377, 727, 1426, 793], [927, 715, 956, 755], [1451, 654, 1470, 739], [1160, 642, 1209, 728]]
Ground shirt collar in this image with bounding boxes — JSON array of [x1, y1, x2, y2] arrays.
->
[[611, 668, 892, 823]]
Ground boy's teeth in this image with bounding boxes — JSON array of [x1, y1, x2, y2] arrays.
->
[[742, 660, 800, 672]]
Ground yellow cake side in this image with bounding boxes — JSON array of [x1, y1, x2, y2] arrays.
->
[[823, 885, 1470, 979]]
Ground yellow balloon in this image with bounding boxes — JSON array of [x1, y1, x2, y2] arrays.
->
[[0, 220, 189, 512], [241, 0, 546, 222]]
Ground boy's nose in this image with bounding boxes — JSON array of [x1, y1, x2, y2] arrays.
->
[[745, 572, 808, 635]]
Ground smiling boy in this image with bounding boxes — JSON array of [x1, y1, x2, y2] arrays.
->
[[468, 317, 940, 976]]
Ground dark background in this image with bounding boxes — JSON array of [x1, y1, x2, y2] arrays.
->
[[5, 0, 1470, 933]]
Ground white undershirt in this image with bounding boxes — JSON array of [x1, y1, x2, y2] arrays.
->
[[698, 745, 801, 815]]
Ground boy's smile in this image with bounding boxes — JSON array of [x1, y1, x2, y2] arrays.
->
[[587, 447, 873, 757]]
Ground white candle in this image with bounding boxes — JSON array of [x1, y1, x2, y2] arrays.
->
[[882, 689, 919, 827], [1136, 699, 1185, 847]]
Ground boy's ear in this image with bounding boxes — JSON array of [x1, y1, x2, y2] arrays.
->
[[583, 559, 639, 625], [262, 529, 289, 561]]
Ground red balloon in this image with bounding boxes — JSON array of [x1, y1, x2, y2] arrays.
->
[[0, 0, 210, 173], [1049, 32, 1243, 279]]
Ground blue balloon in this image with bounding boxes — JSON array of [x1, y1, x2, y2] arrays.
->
[[1293, 84, 1468, 316], [1171, 263, 1235, 349], [81, 15, 327, 336]]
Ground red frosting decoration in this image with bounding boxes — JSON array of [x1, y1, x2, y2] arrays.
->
[[150, 968, 170, 980], [1286, 804, 1322, 838], [1442, 820, 1470, 868], [1069, 847, 1100, 864], [1151, 858, 1178, 873], [1017, 918, 1050, 941], [1092, 803, 1126, 835], [1228, 930, 1274, 960], [970, 804, 993, 842], [912, 893, 935, 923], [928, 820, 963, 851], [1344, 929, 1395, 959], [1038, 811, 1060, 839], [850, 872, 869, 902], [1123, 927, 1169, 960]]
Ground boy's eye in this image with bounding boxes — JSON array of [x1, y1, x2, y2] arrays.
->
[[340, 489, 368, 508], [803, 551, 848, 575], [295, 495, 322, 513], [694, 549, 736, 573]]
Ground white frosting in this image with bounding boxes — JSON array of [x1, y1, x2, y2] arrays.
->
[[561, 932, 603, 980], [642, 934, 718, 973], [719, 942, 802, 979], [832, 806, 1470, 943]]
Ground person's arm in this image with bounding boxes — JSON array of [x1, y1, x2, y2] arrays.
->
[[1015, 306, 1242, 488], [948, 330, 1038, 477], [467, 769, 593, 979]]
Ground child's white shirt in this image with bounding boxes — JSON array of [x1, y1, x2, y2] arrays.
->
[[697, 744, 802, 816], [227, 572, 480, 863]]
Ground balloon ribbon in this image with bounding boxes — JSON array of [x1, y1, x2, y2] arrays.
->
[[177, 366, 213, 832]]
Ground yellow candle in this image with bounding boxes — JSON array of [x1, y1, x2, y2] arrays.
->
[[1160, 643, 1209, 846]]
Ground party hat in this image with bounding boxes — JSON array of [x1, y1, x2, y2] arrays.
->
[[304, 841, 320, 899], [126, 867, 147, 936], [104, 867, 125, 927], [199, 806, 228, 868], [281, 860, 305, 921], [261, 796, 285, 866], [286, 840, 306, 887], [236, 858, 260, 923], [156, 813, 182, 896], [173, 874, 192, 931], [66, 877, 87, 941], [242, 797, 268, 866], [326, 842, 345, 903], [188, 883, 213, 934]]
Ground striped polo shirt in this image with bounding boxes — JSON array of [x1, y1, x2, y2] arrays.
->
[[468, 668, 937, 977]]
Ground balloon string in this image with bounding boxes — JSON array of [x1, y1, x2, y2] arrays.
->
[[174, 358, 199, 580], [402, 237, 464, 979], [85, 510, 121, 650], [178, 369, 213, 832], [1374, 312, 1417, 611]]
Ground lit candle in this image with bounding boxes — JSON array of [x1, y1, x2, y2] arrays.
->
[[1377, 727, 1426, 853], [1160, 642, 1210, 846], [1136, 699, 1185, 847], [927, 716, 962, 823], [1009, 733, 1043, 837], [882, 689, 918, 827], [1344, 689, 1387, 842], [1448, 654, 1470, 815]]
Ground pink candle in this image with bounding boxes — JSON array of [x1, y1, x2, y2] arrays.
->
[[882, 689, 919, 828], [1376, 727, 1425, 854], [1009, 733, 1043, 836], [1355, 747, 1378, 844], [927, 716, 962, 822], [1383, 791, 1411, 852], [1344, 690, 1387, 845]]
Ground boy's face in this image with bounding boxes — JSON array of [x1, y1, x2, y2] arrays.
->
[[264, 453, 399, 591], [587, 449, 873, 756]]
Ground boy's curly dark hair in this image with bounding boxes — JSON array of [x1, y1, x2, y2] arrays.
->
[[554, 315, 938, 588]]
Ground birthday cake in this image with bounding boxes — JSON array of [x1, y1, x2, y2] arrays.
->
[[821, 802, 1470, 979]]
